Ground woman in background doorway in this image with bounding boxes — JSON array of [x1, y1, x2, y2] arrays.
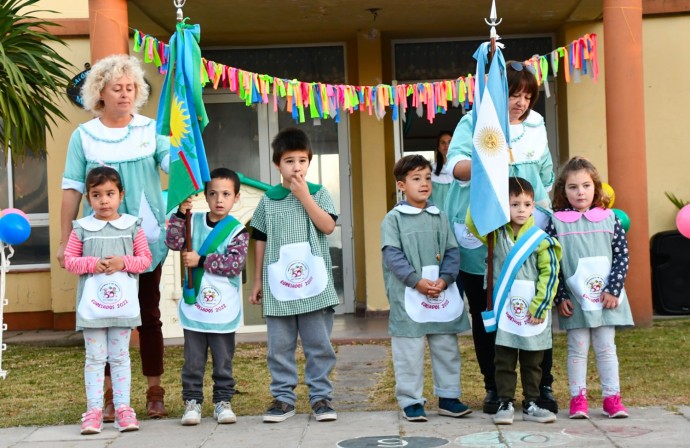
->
[[430, 130, 453, 212]]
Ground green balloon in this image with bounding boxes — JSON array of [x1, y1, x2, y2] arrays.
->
[[612, 208, 630, 232]]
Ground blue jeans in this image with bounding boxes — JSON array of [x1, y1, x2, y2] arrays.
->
[[266, 307, 336, 406]]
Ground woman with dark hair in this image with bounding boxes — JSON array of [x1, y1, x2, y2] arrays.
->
[[430, 130, 453, 212], [444, 61, 556, 415]]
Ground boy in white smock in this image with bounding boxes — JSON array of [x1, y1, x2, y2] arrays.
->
[[467, 177, 561, 425], [381, 155, 472, 422], [165, 168, 249, 426], [250, 128, 340, 423]]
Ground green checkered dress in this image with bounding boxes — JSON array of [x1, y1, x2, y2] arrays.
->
[[251, 183, 340, 316]]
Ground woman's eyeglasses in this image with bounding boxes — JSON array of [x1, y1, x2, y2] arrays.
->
[[509, 61, 536, 74]]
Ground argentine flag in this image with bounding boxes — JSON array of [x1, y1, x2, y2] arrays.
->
[[470, 42, 511, 236]]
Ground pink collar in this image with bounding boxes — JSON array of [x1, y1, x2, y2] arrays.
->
[[553, 207, 611, 223]]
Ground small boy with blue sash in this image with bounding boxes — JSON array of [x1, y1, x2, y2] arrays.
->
[[467, 177, 561, 425], [165, 168, 249, 426]]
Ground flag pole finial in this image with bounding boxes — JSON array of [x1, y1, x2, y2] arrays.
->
[[484, 0, 502, 59], [173, 0, 186, 22], [484, 0, 503, 33]]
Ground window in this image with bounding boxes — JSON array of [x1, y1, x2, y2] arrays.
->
[[0, 151, 50, 268], [393, 36, 555, 82]]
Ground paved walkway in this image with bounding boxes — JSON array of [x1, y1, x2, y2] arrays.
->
[[3, 316, 690, 447], [2, 406, 689, 447]]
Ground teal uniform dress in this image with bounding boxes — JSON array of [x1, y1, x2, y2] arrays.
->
[[550, 209, 634, 330], [72, 215, 146, 331], [62, 115, 170, 270], [178, 212, 246, 333], [467, 215, 561, 351], [381, 203, 470, 337], [250, 182, 340, 316], [445, 111, 555, 275]]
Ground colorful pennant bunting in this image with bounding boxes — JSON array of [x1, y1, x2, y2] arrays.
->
[[133, 30, 598, 125]]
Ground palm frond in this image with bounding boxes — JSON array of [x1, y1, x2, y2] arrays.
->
[[664, 192, 689, 210], [0, 0, 76, 161]]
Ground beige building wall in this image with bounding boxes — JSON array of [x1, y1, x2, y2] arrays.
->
[[564, 17, 690, 239], [345, 39, 368, 311], [355, 34, 388, 312], [563, 23, 608, 176], [45, 38, 91, 318], [4, 273, 52, 313], [642, 15, 690, 235], [35, 0, 88, 18]]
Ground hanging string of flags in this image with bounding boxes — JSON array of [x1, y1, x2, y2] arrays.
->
[[132, 29, 598, 124]]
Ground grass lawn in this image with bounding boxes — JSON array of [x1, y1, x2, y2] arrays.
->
[[1, 318, 688, 428]]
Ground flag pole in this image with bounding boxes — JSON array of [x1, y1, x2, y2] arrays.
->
[[484, 0, 502, 312], [174, 0, 195, 292]]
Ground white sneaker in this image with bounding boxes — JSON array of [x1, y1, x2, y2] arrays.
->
[[493, 401, 514, 425], [181, 400, 202, 426], [522, 401, 557, 423], [214, 401, 237, 424]]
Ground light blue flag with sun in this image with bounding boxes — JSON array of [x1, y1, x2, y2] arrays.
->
[[157, 19, 210, 213], [469, 42, 511, 236]]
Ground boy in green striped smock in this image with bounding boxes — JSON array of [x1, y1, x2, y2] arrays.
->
[[250, 128, 340, 424]]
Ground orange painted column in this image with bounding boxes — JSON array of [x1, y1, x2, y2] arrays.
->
[[87, 0, 138, 345], [603, 0, 653, 327], [88, 0, 129, 63]]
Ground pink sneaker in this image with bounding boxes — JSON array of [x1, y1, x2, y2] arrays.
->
[[569, 389, 589, 419], [603, 394, 629, 418], [80, 407, 103, 435], [114, 404, 139, 432]]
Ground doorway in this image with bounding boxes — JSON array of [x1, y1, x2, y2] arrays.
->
[[202, 93, 356, 321], [392, 36, 560, 173]]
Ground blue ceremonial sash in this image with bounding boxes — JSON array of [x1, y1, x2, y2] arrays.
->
[[482, 226, 547, 332], [183, 214, 242, 302]]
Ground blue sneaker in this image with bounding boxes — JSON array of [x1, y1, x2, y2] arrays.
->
[[263, 399, 296, 423], [403, 403, 427, 422], [438, 398, 472, 418], [311, 399, 337, 422]]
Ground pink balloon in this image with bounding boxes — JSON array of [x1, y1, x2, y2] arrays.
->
[[676, 204, 690, 238], [1, 208, 29, 222]]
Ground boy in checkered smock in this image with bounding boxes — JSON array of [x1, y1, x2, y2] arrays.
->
[[250, 128, 340, 424]]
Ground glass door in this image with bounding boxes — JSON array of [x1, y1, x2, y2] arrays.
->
[[203, 93, 268, 327], [203, 92, 355, 316]]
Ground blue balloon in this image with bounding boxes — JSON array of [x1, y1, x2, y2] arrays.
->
[[0, 213, 31, 245]]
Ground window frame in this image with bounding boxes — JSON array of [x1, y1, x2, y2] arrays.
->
[[2, 152, 51, 271]]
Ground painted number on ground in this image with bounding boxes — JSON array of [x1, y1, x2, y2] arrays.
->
[[455, 431, 571, 447], [338, 436, 449, 448]]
